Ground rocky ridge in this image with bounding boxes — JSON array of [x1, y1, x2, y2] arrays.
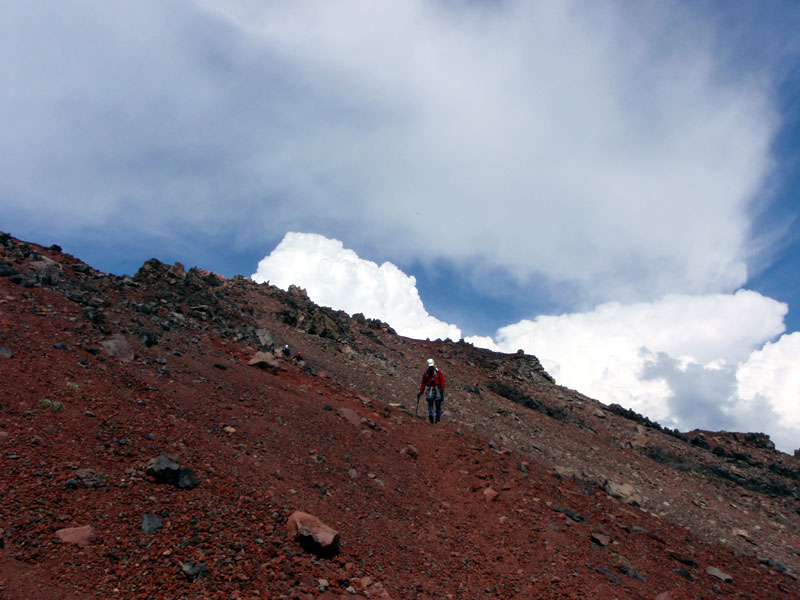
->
[[1, 231, 799, 599]]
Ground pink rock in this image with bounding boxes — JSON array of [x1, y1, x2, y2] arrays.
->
[[247, 352, 283, 372], [366, 581, 392, 599], [337, 407, 362, 427], [706, 566, 732, 582], [56, 525, 94, 547], [286, 511, 340, 555], [101, 334, 134, 363], [654, 593, 673, 600], [483, 487, 499, 502]]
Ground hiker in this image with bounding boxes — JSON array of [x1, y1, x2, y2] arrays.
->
[[417, 358, 445, 424], [282, 344, 291, 359]]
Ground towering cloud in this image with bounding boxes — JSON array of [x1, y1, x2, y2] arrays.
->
[[485, 293, 794, 446], [251, 233, 462, 342]]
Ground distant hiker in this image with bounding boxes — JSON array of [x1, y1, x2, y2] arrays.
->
[[293, 351, 303, 363], [418, 358, 445, 424], [282, 344, 291, 359]]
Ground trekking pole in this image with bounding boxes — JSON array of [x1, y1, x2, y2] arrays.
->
[[415, 394, 420, 418]]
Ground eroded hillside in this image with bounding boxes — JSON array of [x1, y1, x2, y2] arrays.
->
[[1, 232, 799, 599]]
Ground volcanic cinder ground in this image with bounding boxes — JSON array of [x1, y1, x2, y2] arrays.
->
[[1, 232, 799, 599]]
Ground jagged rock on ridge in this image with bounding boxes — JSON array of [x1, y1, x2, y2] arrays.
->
[[743, 432, 775, 451], [27, 257, 63, 286], [254, 328, 277, 351]]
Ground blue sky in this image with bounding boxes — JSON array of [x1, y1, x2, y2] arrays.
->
[[2, 1, 800, 451]]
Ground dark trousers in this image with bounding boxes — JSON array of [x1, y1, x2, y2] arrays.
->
[[426, 388, 443, 420]]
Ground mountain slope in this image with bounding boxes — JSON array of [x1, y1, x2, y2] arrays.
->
[[1, 232, 798, 599]]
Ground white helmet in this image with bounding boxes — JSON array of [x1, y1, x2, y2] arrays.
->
[[426, 358, 435, 367]]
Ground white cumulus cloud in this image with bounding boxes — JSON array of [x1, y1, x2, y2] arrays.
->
[[735, 332, 800, 450], [481, 292, 800, 452], [251, 232, 462, 341]]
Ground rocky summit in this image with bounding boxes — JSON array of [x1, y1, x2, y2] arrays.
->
[[1, 231, 799, 599]]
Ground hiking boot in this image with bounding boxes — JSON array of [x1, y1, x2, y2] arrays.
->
[[435, 416, 440, 423], [429, 414, 434, 424]]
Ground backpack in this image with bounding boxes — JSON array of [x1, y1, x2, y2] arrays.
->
[[424, 367, 442, 400]]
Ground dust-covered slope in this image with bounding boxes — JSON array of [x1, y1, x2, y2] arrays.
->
[[1, 232, 798, 599]]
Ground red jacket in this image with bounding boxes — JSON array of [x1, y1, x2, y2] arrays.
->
[[420, 367, 445, 394]]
